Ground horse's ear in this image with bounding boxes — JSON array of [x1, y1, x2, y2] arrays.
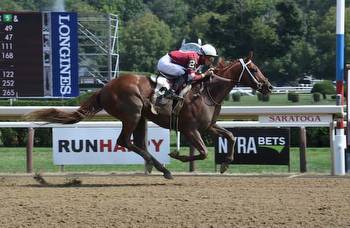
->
[[247, 51, 253, 60]]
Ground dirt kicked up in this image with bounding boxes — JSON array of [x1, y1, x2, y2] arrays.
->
[[0, 173, 349, 228]]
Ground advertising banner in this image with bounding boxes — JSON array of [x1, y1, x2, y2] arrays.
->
[[53, 128, 170, 165], [51, 12, 79, 97], [215, 128, 290, 165], [259, 114, 332, 124]]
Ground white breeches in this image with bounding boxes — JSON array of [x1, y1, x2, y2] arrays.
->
[[157, 54, 186, 77]]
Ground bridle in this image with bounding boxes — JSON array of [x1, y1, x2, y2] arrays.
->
[[211, 59, 262, 87], [237, 58, 261, 89], [205, 58, 263, 105]]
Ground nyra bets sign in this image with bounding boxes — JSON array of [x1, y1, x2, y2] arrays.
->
[[215, 128, 290, 165], [53, 128, 170, 165]]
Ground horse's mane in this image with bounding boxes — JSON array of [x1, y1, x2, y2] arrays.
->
[[215, 58, 239, 72]]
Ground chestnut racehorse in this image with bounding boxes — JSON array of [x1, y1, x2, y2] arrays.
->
[[25, 52, 272, 179]]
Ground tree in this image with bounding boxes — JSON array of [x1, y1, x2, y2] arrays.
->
[[146, 0, 188, 28], [188, 12, 226, 44], [68, 0, 149, 22], [275, 0, 306, 55], [66, 0, 98, 14], [0, 0, 23, 10], [120, 13, 173, 72]]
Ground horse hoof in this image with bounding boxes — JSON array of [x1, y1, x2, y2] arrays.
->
[[145, 163, 153, 174], [169, 150, 179, 159], [220, 163, 229, 174], [163, 171, 174, 180]]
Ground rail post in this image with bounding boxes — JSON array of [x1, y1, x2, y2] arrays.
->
[[189, 146, 195, 172], [26, 127, 35, 173], [299, 127, 307, 172], [333, 0, 346, 175], [346, 64, 350, 172]]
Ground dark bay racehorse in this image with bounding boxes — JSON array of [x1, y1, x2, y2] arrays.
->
[[25, 52, 272, 179]]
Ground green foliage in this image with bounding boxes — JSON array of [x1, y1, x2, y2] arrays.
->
[[290, 127, 329, 147], [312, 92, 321, 102], [189, 12, 226, 43], [120, 13, 173, 72], [3, 1, 350, 85], [34, 129, 52, 147], [0, 128, 51, 147], [288, 92, 299, 102], [311, 80, 336, 99], [0, 129, 18, 147], [257, 93, 270, 102], [231, 92, 241, 102], [147, 0, 188, 30], [66, 0, 98, 14], [287, 92, 294, 101], [0, 0, 23, 10]]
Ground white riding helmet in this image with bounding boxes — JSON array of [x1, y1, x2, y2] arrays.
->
[[200, 44, 218, 57]]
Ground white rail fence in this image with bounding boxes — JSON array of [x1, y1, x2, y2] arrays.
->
[[0, 105, 344, 175]]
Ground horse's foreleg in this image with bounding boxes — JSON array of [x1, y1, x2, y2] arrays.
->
[[133, 117, 153, 173], [207, 124, 236, 173], [169, 129, 208, 162]]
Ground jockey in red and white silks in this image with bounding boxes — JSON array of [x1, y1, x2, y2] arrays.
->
[[157, 44, 218, 82]]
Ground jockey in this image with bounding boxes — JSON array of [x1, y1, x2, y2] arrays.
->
[[157, 44, 218, 100]]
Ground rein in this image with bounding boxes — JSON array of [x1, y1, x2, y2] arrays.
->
[[211, 58, 259, 84], [205, 58, 261, 105], [211, 73, 234, 82]]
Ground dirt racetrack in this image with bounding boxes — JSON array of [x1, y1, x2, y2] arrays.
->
[[0, 173, 349, 228]]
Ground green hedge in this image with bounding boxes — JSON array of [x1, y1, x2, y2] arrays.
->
[[288, 92, 299, 102], [231, 92, 241, 102], [312, 92, 321, 102], [257, 93, 270, 102], [311, 80, 336, 99]]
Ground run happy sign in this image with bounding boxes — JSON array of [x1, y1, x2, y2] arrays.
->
[[52, 127, 170, 165]]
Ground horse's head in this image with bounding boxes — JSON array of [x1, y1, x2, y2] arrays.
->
[[214, 52, 273, 95]]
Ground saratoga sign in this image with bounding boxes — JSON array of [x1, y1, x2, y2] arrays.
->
[[53, 128, 170, 165], [259, 114, 332, 123]]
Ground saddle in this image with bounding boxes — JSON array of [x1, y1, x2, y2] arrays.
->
[[150, 73, 192, 129], [151, 72, 191, 102]]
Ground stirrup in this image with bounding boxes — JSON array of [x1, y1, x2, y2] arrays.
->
[[164, 89, 183, 101], [156, 96, 167, 106]]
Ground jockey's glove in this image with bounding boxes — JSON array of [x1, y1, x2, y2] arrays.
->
[[203, 69, 214, 77]]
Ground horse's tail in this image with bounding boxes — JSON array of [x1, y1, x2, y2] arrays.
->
[[24, 91, 102, 124]]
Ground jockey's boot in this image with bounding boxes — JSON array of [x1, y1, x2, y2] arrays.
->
[[163, 76, 187, 100], [163, 89, 183, 101]]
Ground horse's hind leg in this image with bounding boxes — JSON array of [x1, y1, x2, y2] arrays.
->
[[169, 129, 208, 162], [118, 118, 173, 179], [133, 117, 153, 173]]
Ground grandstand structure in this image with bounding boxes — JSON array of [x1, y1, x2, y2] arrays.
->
[[78, 13, 119, 90]]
